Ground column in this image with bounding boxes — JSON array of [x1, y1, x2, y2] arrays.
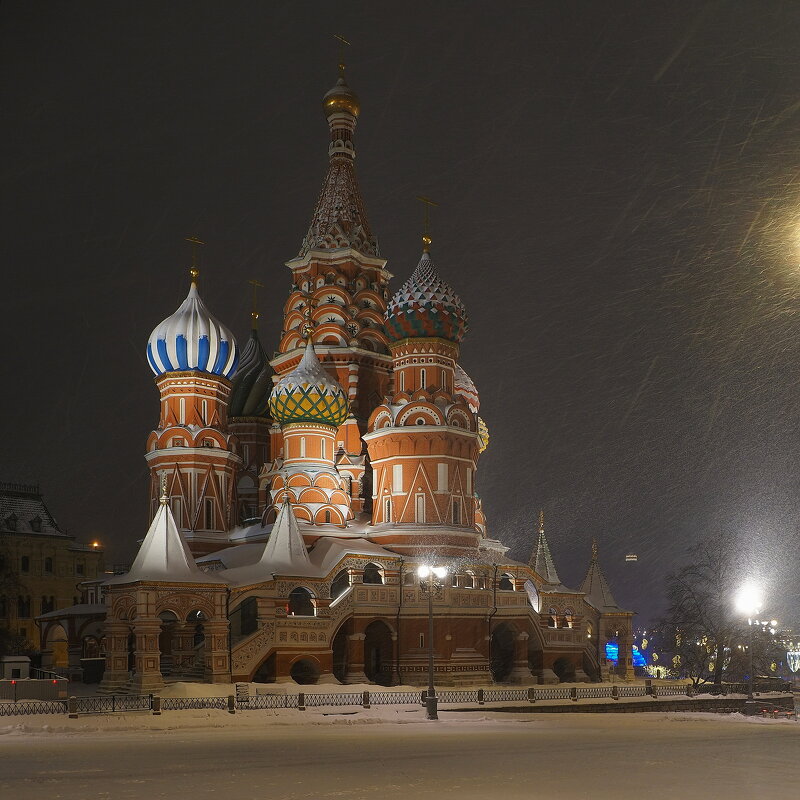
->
[[98, 622, 131, 693], [507, 631, 533, 683], [204, 620, 232, 684], [130, 620, 164, 694], [344, 633, 368, 683]]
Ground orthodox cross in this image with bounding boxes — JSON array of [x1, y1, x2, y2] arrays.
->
[[334, 34, 351, 74], [248, 278, 264, 329], [415, 195, 438, 251], [185, 236, 205, 283]]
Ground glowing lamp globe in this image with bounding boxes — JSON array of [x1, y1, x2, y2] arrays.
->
[[734, 584, 764, 616]]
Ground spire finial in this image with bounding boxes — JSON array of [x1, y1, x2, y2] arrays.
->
[[185, 236, 205, 284], [334, 34, 350, 76], [591, 538, 599, 560], [248, 279, 264, 330], [159, 473, 169, 504], [539, 509, 545, 535], [416, 196, 438, 252], [302, 281, 315, 340]]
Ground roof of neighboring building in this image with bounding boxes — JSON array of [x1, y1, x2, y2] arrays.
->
[[580, 540, 629, 613], [36, 603, 106, 621], [0, 482, 68, 537]]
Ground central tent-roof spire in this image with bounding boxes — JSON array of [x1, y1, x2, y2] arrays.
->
[[299, 39, 378, 257]]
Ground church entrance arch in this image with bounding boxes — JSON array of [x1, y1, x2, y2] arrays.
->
[[490, 623, 515, 682], [363, 620, 393, 686], [158, 611, 178, 676], [331, 619, 352, 683]]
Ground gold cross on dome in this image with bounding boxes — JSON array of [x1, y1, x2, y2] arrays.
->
[[248, 279, 264, 329], [334, 34, 351, 74], [415, 196, 438, 251], [185, 236, 205, 283]]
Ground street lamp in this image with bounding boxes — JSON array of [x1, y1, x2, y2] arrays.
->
[[418, 564, 448, 720], [735, 584, 764, 702]]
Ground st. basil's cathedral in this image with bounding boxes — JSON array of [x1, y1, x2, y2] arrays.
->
[[93, 66, 633, 693]]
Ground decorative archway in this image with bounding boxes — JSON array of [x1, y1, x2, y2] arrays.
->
[[290, 656, 321, 685]]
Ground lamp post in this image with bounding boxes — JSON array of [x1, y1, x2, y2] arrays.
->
[[735, 584, 763, 703], [417, 564, 447, 720]]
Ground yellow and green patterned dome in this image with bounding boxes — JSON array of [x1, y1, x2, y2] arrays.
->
[[269, 339, 349, 428], [477, 416, 489, 453]]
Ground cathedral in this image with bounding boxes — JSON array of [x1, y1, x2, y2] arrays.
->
[[96, 67, 634, 693]]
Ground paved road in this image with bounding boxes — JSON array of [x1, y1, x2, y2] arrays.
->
[[1, 713, 798, 799]]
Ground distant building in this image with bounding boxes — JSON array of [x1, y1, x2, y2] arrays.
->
[[0, 482, 104, 669]]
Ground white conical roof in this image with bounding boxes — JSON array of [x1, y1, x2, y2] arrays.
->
[[107, 497, 223, 585], [532, 529, 561, 585], [147, 280, 239, 378], [580, 540, 621, 611]]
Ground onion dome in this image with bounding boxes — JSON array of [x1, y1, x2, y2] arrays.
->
[[477, 416, 489, 453], [269, 339, 349, 428], [385, 251, 468, 343], [147, 280, 238, 379], [323, 74, 360, 118], [229, 329, 271, 417], [454, 365, 480, 413]]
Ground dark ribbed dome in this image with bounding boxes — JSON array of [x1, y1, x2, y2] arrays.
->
[[228, 329, 271, 417]]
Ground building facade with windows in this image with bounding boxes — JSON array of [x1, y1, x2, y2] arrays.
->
[[0, 482, 104, 670], [97, 68, 634, 693]]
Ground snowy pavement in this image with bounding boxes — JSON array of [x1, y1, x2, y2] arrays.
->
[[1, 709, 798, 799]]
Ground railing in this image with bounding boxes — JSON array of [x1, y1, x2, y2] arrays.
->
[[0, 681, 792, 717], [75, 695, 153, 714], [0, 699, 67, 716]]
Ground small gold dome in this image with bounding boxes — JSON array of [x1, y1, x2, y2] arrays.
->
[[323, 75, 360, 118]]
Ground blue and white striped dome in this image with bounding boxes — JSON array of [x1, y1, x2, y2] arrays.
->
[[146, 281, 239, 379]]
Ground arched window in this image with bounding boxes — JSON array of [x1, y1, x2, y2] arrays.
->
[[44, 557, 53, 574], [384, 498, 391, 522], [420, 368, 426, 389], [498, 573, 514, 590], [299, 437, 306, 458], [452, 499, 461, 525], [239, 597, 258, 637], [330, 570, 350, 599], [363, 563, 383, 585], [20, 556, 29, 573], [463, 571, 475, 589], [400, 371, 405, 392], [324, 509, 331, 524], [548, 606, 558, 628], [320, 438, 326, 460], [564, 607, 575, 629], [403, 571, 416, 585], [288, 587, 315, 616]]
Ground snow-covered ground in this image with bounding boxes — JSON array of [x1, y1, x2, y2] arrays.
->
[[1, 709, 798, 799]]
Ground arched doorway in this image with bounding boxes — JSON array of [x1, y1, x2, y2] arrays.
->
[[363, 620, 393, 685], [490, 623, 515, 682], [290, 657, 320, 685], [253, 653, 276, 683], [332, 624, 350, 683], [553, 656, 576, 682], [187, 609, 207, 677], [288, 588, 315, 616], [158, 611, 178, 676]]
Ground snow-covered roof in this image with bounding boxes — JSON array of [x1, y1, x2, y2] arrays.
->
[[105, 496, 225, 586], [531, 527, 561, 585], [36, 603, 106, 621], [0, 482, 66, 537]]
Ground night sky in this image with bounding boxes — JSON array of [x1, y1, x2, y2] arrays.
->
[[3, 2, 800, 626]]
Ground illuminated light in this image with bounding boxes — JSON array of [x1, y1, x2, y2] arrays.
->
[[605, 642, 619, 663], [770, 620, 778, 627], [432, 566, 447, 579], [735, 584, 763, 616], [632, 645, 646, 668], [625, 553, 638, 562], [417, 565, 430, 579], [92, 541, 100, 548]]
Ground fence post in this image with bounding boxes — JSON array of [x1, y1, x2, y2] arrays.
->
[[112, 694, 116, 713], [570, 686, 578, 702], [477, 688, 485, 705], [527, 687, 535, 704], [686, 683, 693, 697], [298, 692, 306, 711], [68, 696, 78, 719], [644, 679, 652, 696], [152, 696, 161, 715], [421, 690, 426, 706], [651, 684, 658, 699], [362, 690, 370, 709], [611, 685, 619, 701], [227, 695, 236, 714]]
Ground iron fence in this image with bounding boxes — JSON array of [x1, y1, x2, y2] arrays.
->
[[536, 687, 572, 700], [245, 693, 296, 710], [616, 685, 647, 698], [484, 688, 529, 703], [161, 696, 228, 711], [438, 690, 480, 704], [304, 692, 363, 707], [656, 684, 691, 696], [0, 700, 67, 716], [370, 691, 420, 705], [576, 686, 615, 700], [75, 695, 153, 714]]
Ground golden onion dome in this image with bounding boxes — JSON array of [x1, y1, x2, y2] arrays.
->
[[323, 75, 360, 118], [268, 339, 349, 428]]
